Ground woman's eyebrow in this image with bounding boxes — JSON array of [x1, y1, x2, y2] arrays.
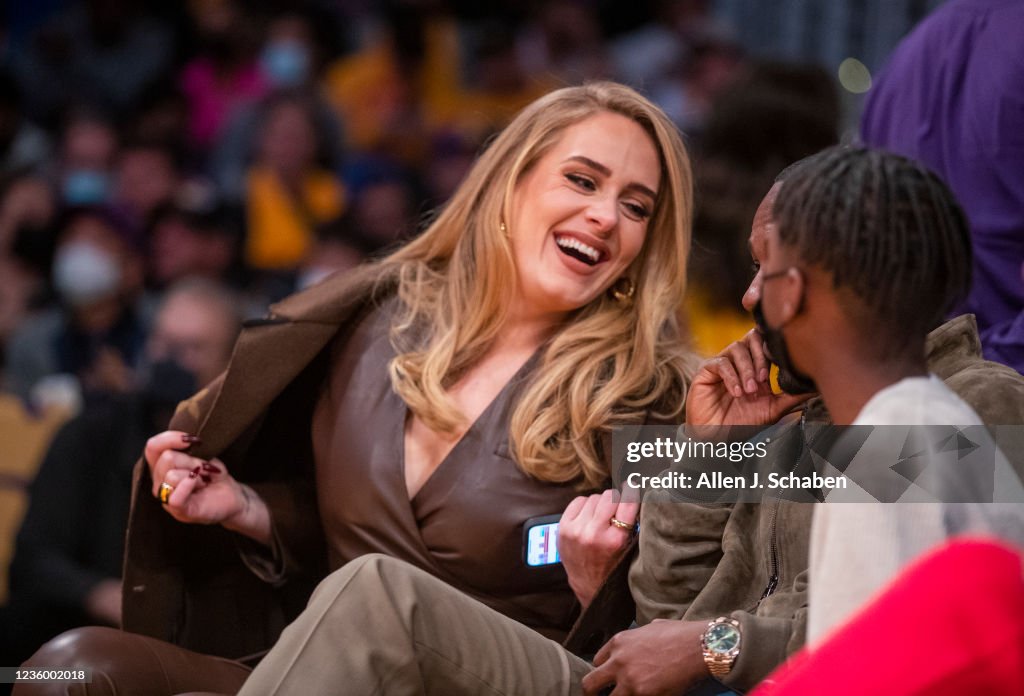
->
[[563, 155, 658, 201], [565, 155, 611, 176]]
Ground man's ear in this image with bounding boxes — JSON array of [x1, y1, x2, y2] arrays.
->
[[778, 267, 806, 323]]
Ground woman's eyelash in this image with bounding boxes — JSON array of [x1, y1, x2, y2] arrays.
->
[[625, 203, 650, 219], [567, 173, 651, 219], [566, 173, 596, 190]]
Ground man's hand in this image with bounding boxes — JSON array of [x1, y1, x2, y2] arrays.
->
[[686, 329, 811, 428], [581, 619, 710, 696]]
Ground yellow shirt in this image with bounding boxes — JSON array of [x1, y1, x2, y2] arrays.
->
[[323, 19, 555, 157], [245, 166, 346, 271]]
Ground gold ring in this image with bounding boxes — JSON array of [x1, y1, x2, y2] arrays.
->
[[609, 517, 635, 532], [159, 482, 174, 504]]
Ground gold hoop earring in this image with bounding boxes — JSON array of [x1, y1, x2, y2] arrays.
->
[[610, 277, 635, 304]]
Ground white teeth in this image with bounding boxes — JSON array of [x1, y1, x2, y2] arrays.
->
[[555, 236, 601, 263]]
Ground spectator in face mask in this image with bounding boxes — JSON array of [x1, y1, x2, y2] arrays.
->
[[0, 278, 241, 671], [259, 12, 318, 89], [54, 111, 118, 208], [209, 8, 346, 206], [3, 206, 145, 409]]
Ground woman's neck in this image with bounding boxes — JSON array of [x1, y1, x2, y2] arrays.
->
[[497, 305, 566, 356]]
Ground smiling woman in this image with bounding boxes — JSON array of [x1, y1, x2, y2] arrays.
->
[[16, 83, 698, 696], [509, 113, 658, 318], [388, 82, 696, 487]]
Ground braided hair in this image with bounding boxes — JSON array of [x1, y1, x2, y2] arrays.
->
[[772, 146, 972, 356]]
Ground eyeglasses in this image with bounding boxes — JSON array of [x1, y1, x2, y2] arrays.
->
[[758, 268, 792, 285]]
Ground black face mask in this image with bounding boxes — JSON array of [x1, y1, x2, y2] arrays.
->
[[141, 358, 198, 426], [752, 299, 817, 395]]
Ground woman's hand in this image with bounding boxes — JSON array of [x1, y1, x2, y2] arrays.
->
[[685, 329, 812, 428], [558, 489, 639, 608], [144, 431, 271, 546]]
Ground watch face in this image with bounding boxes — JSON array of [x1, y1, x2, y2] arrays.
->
[[706, 623, 740, 653]]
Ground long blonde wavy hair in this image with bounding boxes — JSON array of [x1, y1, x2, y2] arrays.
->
[[377, 82, 697, 489]]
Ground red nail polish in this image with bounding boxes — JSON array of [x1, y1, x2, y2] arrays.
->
[[201, 462, 221, 474], [200, 474, 212, 484], [189, 465, 201, 479], [182, 434, 202, 444]]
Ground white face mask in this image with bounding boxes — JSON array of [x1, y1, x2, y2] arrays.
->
[[52, 240, 122, 307]]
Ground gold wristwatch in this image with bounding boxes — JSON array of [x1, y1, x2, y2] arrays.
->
[[701, 616, 742, 678]]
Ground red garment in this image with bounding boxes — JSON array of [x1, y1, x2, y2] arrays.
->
[[754, 538, 1024, 695]]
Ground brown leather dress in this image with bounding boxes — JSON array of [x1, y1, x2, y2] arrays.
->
[[249, 297, 581, 638]]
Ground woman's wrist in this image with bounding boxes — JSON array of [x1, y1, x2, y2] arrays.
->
[[222, 482, 272, 546], [571, 581, 596, 610]]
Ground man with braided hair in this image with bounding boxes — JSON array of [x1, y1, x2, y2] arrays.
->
[[736, 147, 1023, 644], [625, 146, 1023, 693]]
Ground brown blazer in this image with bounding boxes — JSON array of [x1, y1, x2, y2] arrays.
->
[[122, 265, 395, 658]]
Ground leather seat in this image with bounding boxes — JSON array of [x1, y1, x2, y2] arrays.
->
[[13, 627, 250, 696]]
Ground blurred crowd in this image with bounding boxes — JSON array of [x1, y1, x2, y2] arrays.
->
[[0, 0, 843, 670], [0, 0, 845, 413]]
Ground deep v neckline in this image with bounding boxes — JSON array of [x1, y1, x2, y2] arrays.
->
[[399, 349, 542, 504]]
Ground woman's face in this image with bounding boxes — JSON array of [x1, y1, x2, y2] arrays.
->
[[508, 111, 661, 320]]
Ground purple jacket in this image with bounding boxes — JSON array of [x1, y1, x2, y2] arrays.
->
[[861, 0, 1024, 374]]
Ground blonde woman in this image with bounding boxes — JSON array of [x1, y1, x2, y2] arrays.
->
[[17, 82, 696, 695]]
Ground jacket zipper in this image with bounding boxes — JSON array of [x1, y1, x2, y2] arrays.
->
[[757, 410, 811, 604], [761, 501, 780, 601]]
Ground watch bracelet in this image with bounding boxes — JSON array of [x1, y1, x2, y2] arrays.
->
[[705, 653, 733, 678]]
